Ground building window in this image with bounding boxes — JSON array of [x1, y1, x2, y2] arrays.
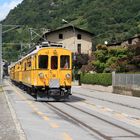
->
[[59, 34, 63, 39], [77, 34, 82, 39], [128, 39, 132, 44], [77, 44, 81, 54]]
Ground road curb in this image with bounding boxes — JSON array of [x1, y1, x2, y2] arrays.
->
[[82, 84, 113, 93], [3, 88, 27, 140]]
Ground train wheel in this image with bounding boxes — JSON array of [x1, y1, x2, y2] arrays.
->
[[36, 90, 41, 101], [67, 88, 72, 95], [27, 87, 31, 94]]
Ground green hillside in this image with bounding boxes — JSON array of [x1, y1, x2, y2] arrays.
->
[[2, 0, 140, 61]]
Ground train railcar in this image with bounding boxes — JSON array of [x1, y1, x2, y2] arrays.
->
[[10, 43, 72, 100]]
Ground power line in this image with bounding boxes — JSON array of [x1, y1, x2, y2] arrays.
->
[[2, 42, 30, 45]]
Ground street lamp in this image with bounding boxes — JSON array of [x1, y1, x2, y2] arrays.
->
[[62, 19, 68, 24], [104, 41, 108, 45], [62, 19, 76, 49], [0, 24, 22, 85], [62, 19, 77, 81]]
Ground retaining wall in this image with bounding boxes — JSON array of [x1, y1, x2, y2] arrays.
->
[[113, 86, 140, 97]]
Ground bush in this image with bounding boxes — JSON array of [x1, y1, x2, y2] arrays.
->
[[93, 60, 106, 73], [73, 53, 89, 69], [81, 73, 112, 86]]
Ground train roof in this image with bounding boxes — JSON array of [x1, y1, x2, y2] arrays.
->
[[13, 43, 71, 65], [9, 62, 16, 68]]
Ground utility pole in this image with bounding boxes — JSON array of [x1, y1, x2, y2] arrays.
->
[[20, 42, 23, 58], [0, 24, 2, 85], [28, 28, 47, 46], [0, 24, 22, 85], [29, 28, 33, 47]]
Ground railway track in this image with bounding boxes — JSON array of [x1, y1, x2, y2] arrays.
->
[[72, 92, 140, 111], [46, 102, 111, 140], [44, 102, 140, 140], [64, 103, 140, 136]]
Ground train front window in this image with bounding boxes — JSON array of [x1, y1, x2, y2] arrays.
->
[[39, 55, 48, 69], [51, 56, 58, 69], [60, 55, 70, 69]]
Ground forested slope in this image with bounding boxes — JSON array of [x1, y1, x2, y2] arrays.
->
[[2, 0, 140, 61]]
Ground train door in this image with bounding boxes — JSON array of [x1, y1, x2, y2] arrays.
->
[[49, 56, 59, 88]]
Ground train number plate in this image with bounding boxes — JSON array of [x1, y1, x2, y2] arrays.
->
[[49, 79, 60, 88]]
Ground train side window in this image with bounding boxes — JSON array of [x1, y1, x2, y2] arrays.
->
[[35, 55, 37, 69], [24, 63, 26, 71], [27, 57, 31, 68], [39, 55, 48, 69], [28, 61, 31, 67], [51, 56, 58, 69], [22, 62, 24, 71], [60, 55, 70, 69]]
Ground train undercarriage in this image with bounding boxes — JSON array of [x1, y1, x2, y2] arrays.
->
[[12, 80, 71, 101], [36, 87, 71, 101]]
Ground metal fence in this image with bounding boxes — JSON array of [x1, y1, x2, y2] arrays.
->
[[112, 72, 140, 88]]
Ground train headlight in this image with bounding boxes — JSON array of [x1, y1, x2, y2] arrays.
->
[[38, 73, 44, 79], [66, 73, 71, 79]]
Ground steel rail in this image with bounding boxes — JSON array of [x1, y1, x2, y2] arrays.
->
[[72, 92, 140, 111], [46, 102, 111, 140], [64, 103, 140, 137]]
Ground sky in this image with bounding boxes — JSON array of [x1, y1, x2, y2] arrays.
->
[[0, 0, 23, 21]]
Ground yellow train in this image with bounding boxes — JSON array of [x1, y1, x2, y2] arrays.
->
[[10, 43, 72, 100]]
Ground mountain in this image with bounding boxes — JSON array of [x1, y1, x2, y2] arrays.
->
[[2, 0, 140, 61], [3, 0, 140, 43]]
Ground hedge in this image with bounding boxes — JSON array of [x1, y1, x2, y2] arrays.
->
[[81, 73, 112, 86]]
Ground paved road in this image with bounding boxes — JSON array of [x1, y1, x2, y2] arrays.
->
[[3, 80, 140, 140]]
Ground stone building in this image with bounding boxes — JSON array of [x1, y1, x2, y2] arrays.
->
[[39, 26, 94, 55], [121, 35, 140, 47], [107, 34, 140, 47]]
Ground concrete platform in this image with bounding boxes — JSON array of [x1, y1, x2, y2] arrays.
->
[[0, 86, 20, 140]]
